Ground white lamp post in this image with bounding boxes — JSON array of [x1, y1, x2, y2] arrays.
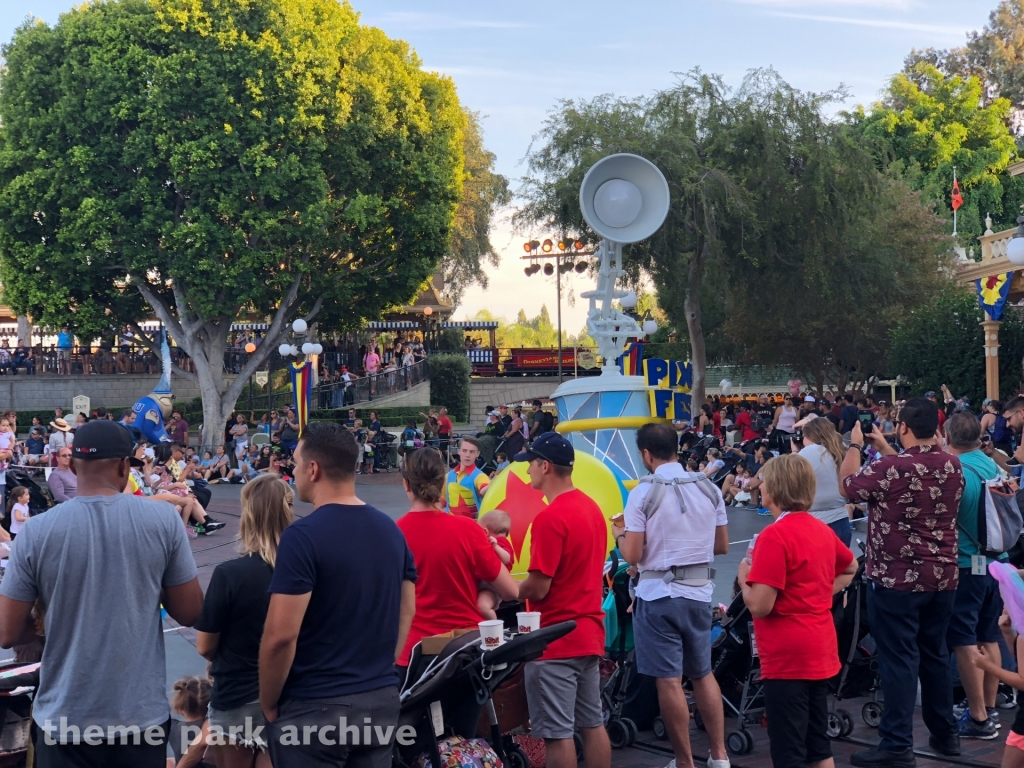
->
[[1008, 211, 1024, 266]]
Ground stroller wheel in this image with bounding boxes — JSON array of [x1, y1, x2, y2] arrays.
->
[[837, 709, 854, 738], [573, 731, 584, 762], [862, 701, 882, 728], [506, 744, 530, 768], [652, 716, 667, 740], [825, 712, 842, 739], [621, 718, 637, 747], [726, 730, 753, 756], [606, 719, 630, 749]]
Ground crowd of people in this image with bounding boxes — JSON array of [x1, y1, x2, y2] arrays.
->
[[7, 381, 1024, 768]]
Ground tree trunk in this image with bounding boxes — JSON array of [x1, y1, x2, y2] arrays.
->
[[684, 243, 708, 411], [16, 316, 30, 346]]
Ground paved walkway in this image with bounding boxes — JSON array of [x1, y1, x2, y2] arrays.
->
[[164, 475, 1006, 767]]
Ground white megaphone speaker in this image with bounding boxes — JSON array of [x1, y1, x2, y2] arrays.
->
[[579, 153, 670, 244]]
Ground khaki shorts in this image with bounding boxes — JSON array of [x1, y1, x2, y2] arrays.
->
[[524, 656, 603, 740]]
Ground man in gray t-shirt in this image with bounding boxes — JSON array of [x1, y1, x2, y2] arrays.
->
[[0, 420, 202, 768]]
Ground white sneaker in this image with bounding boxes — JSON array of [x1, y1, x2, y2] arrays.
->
[[663, 761, 676, 768], [708, 758, 731, 768]]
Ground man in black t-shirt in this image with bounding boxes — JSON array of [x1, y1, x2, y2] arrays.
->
[[499, 404, 513, 433], [838, 394, 859, 437], [260, 424, 416, 767], [751, 395, 775, 438]]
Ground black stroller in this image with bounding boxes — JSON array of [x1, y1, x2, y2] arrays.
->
[[5, 468, 51, 517], [601, 552, 637, 749], [0, 660, 39, 763], [396, 622, 576, 768], [827, 552, 881, 736]]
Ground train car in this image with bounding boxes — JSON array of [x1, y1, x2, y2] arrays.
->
[[502, 348, 600, 377]]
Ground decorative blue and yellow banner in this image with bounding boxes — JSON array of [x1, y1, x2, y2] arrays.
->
[[643, 357, 692, 420], [290, 361, 312, 434], [977, 273, 1013, 321], [618, 342, 644, 376]]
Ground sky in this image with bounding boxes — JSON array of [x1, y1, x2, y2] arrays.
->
[[0, 0, 997, 335]]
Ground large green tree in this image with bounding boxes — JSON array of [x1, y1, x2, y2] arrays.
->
[[0, 0, 465, 437], [517, 71, 751, 404], [846, 63, 1017, 242], [889, 286, 1024, 404]]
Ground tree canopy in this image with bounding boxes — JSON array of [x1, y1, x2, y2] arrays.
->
[[518, 69, 953, 400], [467, 307, 593, 348], [888, 286, 1024, 404], [0, 0, 465, 433], [846, 63, 1018, 241]]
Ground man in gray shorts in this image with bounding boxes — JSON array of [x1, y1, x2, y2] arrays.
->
[[615, 424, 731, 768], [516, 433, 611, 768]]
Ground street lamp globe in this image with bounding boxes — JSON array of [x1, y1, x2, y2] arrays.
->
[[642, 319, 658, 336], [619, 291, 638, 309], [302, 343, 314, 355], [312, 343, 323, 355], [291, 318, 308, 334], [278, 343, 291, 356], [1008, 235, 1024, 265], [244, 342, 256, 353]]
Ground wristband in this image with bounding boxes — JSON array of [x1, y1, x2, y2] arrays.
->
[[848, 443, 863, 451]]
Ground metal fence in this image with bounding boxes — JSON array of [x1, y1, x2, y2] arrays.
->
[[250, 360, 429, 413]]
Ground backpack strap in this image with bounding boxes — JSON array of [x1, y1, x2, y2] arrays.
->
[[637, 472, 723, 520], [959, 464, 987, 553]]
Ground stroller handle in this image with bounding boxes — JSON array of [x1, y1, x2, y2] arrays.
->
[[481, 620, 577, 667]]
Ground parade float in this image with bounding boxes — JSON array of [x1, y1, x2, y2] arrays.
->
[[478, 154, 694, 575]]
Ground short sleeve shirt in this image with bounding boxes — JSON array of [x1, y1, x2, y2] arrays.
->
[[624, 463, 727, 602], [843, 444, 963, 591], [956, 450, 1005, 568], [736, 412, 756, 442], [529, 489, 608, 660], [396, 510, 502, 665], [747, 513, 853, 680], [1, 494, 196, 735], [268, 503, 416, 700]]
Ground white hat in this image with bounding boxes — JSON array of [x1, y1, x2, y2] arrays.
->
[[804, 395, 816, 402]]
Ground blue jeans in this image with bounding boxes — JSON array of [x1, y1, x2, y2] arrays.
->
[[827, 517, 852, 547], [866, 583, 957, 751]]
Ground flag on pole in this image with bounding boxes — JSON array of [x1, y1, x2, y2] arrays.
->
[[617, 341, 643, 376], [952, 178, 964, 211], [289, 360, 312, 434], [977, 273, 1012, 321]]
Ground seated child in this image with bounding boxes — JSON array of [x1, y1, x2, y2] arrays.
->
[[477, 509, 514, 620], [722, 465, 753, 505], [490, 452, 509, 478]]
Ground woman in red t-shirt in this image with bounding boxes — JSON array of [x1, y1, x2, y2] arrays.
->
[[396, 449, 518, 667], [737, 454, 857, 768]]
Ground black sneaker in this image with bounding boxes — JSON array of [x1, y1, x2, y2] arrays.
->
[[957, 709, 998, 740], [850, 746, 915, 768], [202, 517, 225, 533], [927, 733, 961, 756]]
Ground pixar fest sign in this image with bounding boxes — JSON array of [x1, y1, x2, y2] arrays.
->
[[643, 358, 693, 420]]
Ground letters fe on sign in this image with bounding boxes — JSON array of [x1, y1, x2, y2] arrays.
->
[[643, 358, 692, 420]]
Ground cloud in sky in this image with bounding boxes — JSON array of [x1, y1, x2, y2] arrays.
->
[[771, 12, 968, 38], [731, 0, 919, 9]]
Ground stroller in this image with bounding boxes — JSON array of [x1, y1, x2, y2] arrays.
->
[[0, 660, 39, 762], [373, 431, 399, 472], [6, 467, 52, 517], [396, 622, 576, 768], [601, 552, 637, 749], [652, 592, 765, 756], [827, 551, 881, 736]]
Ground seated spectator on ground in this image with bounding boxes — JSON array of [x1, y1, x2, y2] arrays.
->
[[48, 448, 77, 503], [169, 676, 215, 768], [23, 428, 46, 467], [396, 448, 517, 667]]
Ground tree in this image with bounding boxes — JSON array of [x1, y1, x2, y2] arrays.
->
[[467, 308, 593, 348], [889, 286, 1024, 404], [518, 71, 751, 405], [0, 0, 465, 438], [442, 111, 510, 304], [846, 63, 1017, 242]]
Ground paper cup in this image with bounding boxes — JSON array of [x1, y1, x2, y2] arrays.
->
[[478, 619, 504, 651], [516, 611, 541, 634]]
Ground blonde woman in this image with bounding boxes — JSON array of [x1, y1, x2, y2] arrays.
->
[[195, 474, 293, 768], [794, 417, 852, 545]]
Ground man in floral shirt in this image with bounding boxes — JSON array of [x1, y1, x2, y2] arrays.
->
[[840, 397, 963, 768]]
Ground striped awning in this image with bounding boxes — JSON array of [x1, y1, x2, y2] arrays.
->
[[367, 321, 420, 330], [466, 349, 495, 363], [442, 321, 498, 330], [231, 323, 269, 331]]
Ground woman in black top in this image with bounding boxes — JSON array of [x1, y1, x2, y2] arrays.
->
[[195, 474, 293, 768]]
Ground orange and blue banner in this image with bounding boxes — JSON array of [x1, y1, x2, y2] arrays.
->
[[290, 361, 312, 434], [978, 272, 1012, 321], [618, 342, 643, 376]]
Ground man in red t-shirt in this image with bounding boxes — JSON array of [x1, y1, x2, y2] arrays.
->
[[738, 454, 856, 768], [730, 402, 760, 443], [437, 407, 453, 456], [516, 433, 611, 768]]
